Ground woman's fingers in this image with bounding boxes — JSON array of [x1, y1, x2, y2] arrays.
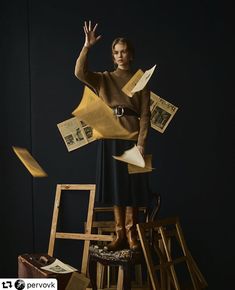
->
[[83, 21, 101, 45], [83, 26, 87, 35], [93, 23, 98, 32], [84, 20, 99, 32], [96, 35, 102, 41], [84, 21, 88, 33]]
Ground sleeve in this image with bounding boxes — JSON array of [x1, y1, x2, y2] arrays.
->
[[137, 87, 151, 148], [74, 46, 102, 93]]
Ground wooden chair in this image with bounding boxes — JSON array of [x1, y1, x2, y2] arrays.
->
[[48, 184, 113, 275], [88, 245, 144, 290], [87, 193, 162, 289], [89, 206, 148, 289], [137, 217, 208, 290]]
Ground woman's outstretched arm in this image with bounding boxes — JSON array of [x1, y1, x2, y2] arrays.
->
[[74, 21, 102, 92]]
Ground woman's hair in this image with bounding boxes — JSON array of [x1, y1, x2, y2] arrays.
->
[[111, 37, 135, 63]]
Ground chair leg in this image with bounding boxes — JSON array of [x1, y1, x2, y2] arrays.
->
[[123, 264, 131, 290], [89, 258, 97, 290]]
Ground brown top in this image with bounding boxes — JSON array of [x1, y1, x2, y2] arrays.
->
[[74, 46, 150, 148]]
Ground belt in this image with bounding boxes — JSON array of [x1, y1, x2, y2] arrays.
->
[[113, 105, 139, 118]]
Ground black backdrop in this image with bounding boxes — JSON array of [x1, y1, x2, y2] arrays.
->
[[0, 0, 234, 289]]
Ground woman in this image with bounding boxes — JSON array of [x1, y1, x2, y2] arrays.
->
[[75, 21, 151, 251]]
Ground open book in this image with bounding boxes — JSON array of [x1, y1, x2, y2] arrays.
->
[[57, 117, 95, 152], [150, 92, 178, 133], [122, 65, 156, 97], [72, 86, 138, 140], [12, 146, 47, 177]]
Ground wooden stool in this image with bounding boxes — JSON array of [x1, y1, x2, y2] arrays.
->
[[88, 245, 144, 290], [90, 207, 149, 289]]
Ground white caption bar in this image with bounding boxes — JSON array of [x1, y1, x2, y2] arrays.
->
[[0, 279, 57, 290]]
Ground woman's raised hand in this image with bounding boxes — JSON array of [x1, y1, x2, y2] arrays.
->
[[83, 20, 101, 48]]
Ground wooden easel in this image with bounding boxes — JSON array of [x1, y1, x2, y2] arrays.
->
[[48, 184, 113, 275], [137, 217, 208, 290]]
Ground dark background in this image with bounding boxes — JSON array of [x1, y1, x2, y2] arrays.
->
[[0, 0, 234, 289]]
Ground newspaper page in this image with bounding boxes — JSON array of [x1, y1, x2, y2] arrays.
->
[[122, 69, 144, 97], [57, 117, 95, 152], [72, 86, 138, 140], [131, 65, 156, 94], [113, 145, 145, 167], [65, 272, 90, 290], [150, 92, 178, 133], [41, 259, 77, 274], [12, 146, 47, 177], [128, 154, 153, 174], [122, 65, 156, 97]]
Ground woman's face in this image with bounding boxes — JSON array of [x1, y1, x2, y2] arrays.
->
[[113, 42, 132, 69]]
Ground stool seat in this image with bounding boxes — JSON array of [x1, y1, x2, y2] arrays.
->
[[88, 245, 143, 290]]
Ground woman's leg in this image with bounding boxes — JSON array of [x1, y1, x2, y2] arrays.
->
[[106, 205, 127, 251], [125, 206, 141, 251]]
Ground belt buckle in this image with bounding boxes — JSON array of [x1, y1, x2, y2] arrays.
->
[[114, 105, 124, 117]]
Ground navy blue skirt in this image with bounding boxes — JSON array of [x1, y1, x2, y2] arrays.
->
[[95, 139, 151, 207]]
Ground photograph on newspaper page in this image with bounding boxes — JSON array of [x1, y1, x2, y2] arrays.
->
[[150, 92, 178, 133], [72, 86, 138, 140], [128, 154, 153, 174], [57, 117, 95, 152], [41, 259, 77, 274], [12, 146, 47, 177]]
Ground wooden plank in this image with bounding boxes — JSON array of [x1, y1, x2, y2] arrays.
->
[[60, 184, 96, 190], [188, 251, 208, 288], [117, 266, 124, 290], [94, 206, 147, 213], [81, 187, 95, 274], [137, 224, 160, 290], [92, 221, 115, 228], [159, 226, 180, 290], [96, 262, 105, 289], [134, 264, 143, 287], [175, 221, 200, 289], [48, 184, 62, 256], [55, 232, 113, 241]]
